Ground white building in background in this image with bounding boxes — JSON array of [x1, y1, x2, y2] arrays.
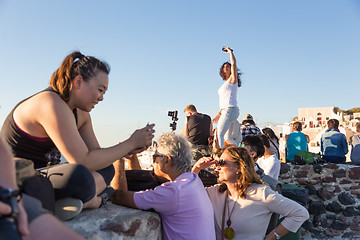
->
[[298, 107, 342, 128]]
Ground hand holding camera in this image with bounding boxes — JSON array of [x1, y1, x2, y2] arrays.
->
[[222, 46, 233, 53], [168, 111, 178, 132]]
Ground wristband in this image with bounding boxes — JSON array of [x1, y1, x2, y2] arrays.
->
[[273, 230, 281, 240]]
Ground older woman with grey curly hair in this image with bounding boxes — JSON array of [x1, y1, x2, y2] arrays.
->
[[111, 133, 216, 240]]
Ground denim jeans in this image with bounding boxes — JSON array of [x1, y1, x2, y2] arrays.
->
[[217, 107, 239, 148]]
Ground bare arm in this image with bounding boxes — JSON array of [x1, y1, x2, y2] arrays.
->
[[110, 159, 137, 209], [124, 154, 141, 170], [191, 157, 217, 174], [212, 111, 221, 123], [264, 224, 289, 240], [32, 93, 155, 171], [223, 47, 238, 85]]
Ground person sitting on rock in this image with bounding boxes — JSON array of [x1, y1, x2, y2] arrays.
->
[[257, 135, 281, 180], [262, 127, 280, 160], [192, 146, 309, 240], [111, 133, 215, 240], [321, 119, 348, 163], [1, 51, 155, 220], [285, 121, 310, 163], [350, 122, 360, 165]]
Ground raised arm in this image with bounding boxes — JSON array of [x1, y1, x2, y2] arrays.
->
[[223, 46, 238, 85], [191, 157, 217, 174]]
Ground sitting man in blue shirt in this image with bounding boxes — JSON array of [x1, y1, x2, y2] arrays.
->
[[321, 119, 348, 163]]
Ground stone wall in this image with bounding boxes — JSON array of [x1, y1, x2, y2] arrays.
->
[[280, 163, 360, 239], [66, 203, 162, 240]]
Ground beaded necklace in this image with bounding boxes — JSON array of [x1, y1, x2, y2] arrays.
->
[[224, 191, 238, 240]]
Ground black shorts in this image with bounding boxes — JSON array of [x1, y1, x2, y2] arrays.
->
[[96, 164, 115, 186]]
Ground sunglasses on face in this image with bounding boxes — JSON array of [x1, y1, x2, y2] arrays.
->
[[152, 154, 166, 163], [215, 159, 238, 167]]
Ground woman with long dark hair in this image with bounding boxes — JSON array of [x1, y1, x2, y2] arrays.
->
[[212, 47, 242, 147]]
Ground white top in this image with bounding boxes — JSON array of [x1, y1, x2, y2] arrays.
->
[[134, 172, 215, 240], [257, 155, 281, 180], [218, 79, 238, 109], [206, 184, 309, 240]]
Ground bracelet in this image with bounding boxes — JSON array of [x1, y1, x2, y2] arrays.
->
[[273, 230, 281, 240]]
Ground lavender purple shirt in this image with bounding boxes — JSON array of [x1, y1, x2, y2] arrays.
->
[[134, 172, 215, 240]]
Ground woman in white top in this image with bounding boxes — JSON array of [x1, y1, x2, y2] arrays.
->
[[212, 47, 242, 148], [192, 146, 309, 240]]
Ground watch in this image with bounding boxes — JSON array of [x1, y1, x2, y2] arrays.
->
[[273, 230, 281, 240]]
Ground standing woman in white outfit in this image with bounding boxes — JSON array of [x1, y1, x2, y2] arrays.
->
[[212, 47, 241, 148]]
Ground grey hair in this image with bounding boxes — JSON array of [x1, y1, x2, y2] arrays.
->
[[156, 133, 193, 173]]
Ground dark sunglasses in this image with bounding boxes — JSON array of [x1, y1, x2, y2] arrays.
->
[[152, 154, 166, 163], [215, 159, 238, 167]]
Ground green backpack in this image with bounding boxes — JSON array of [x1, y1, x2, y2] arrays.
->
[[294, 151, 324, 165]]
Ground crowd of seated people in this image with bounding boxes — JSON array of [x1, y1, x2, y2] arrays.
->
[[4, 48, 358, 239]]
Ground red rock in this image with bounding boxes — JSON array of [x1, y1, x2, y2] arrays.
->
[[323, 163, 339, 170], [339, 216, 347, 222], [350, 222, 360, 231], [321, 176, 336, 183], [349, 167, 360, 180], [308, 180, 319, 185], [340, 179, 352, 184], [296, 179, 307, 185], [351, 190, 360, 195]]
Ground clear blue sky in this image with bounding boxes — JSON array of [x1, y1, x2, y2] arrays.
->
[[0, 0, 359, 147]]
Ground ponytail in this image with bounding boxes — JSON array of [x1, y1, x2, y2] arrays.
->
[[49, 51, 110, 102]]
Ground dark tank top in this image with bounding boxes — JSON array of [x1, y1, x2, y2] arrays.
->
[[186, 113, 211, 146], [1, 87, 78, 169]]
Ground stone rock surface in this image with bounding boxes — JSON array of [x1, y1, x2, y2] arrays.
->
[[279, 163, 360, 239], [338, 192, 356, 205], [308, 201, 326, 215], [66, 203, 162, 240], [349, 167, 360, 179], [326, 201, 342, 214]]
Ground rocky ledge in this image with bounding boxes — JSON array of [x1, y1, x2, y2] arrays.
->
[[66, 203, 162, 240]]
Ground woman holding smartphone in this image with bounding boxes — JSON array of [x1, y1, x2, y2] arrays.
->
[[212, 47, 242, 148], [1, 51, 155, 220]]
